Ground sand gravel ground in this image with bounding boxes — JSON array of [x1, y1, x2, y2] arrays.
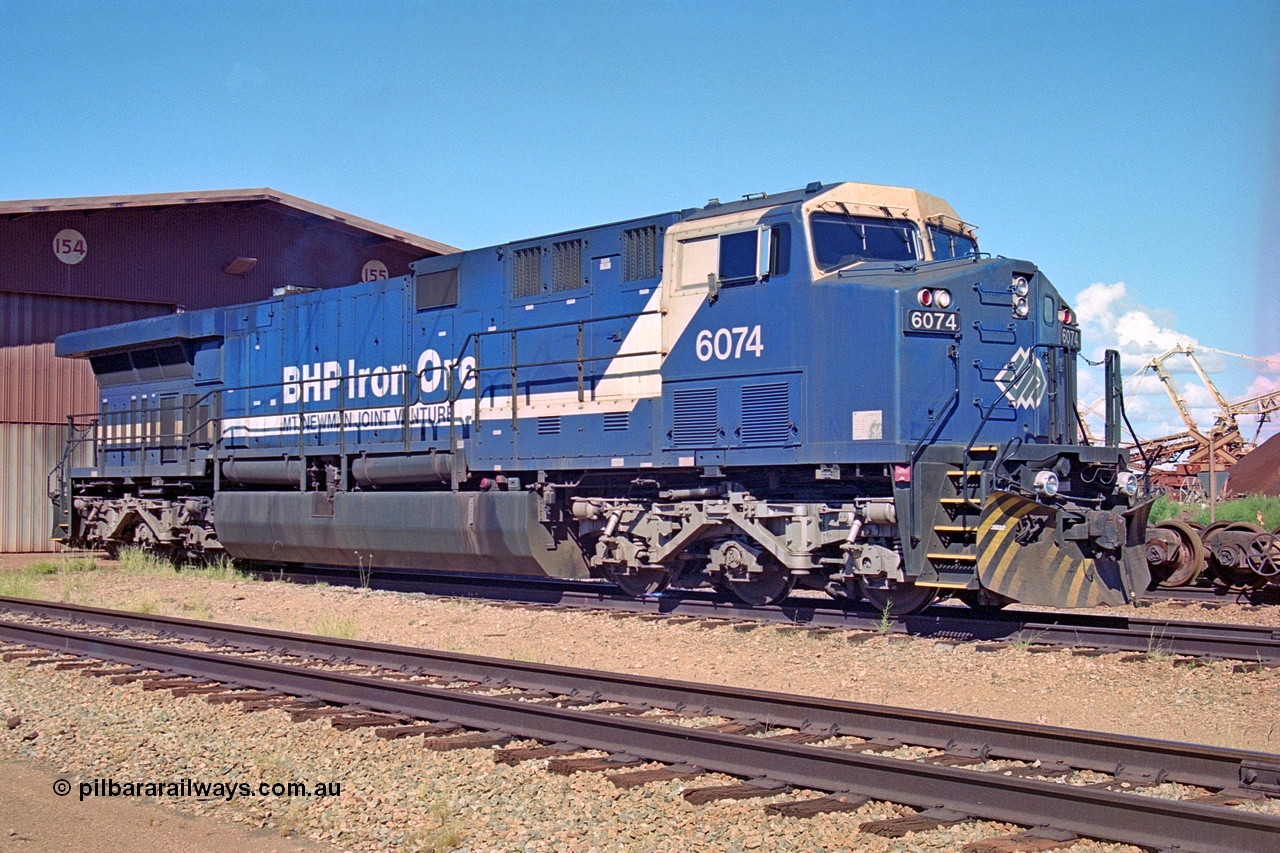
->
[[2, 552, 1278, 851]]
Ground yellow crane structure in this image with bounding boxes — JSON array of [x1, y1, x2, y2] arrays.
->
[[1119, 345, 1280, 493], [1076, 346, 1280, 589]]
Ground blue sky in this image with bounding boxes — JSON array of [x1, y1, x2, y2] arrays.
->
[[2, 1, 1277, 439]]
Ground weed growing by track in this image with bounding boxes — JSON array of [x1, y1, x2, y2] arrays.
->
[[1150, 494, 1280, 528], [1, 553, 98, 600], [116, 547, 251, 583], [875, 599, 894, 635], [311, 614, 359, 640]]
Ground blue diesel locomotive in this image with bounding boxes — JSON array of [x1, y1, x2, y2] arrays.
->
[[51, 181, 1152, 613]]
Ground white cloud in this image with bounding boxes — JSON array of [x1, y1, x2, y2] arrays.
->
[[1246, 373, 1280, 396], [1114, 310, 1193, 353], [1068, 284, 1280, 449]]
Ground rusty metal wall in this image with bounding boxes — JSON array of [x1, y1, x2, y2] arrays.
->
[[0, 202, 429, 310], [0, 291, 172, 347], [0, 292, 173, 424], [0, 422, 64, 552], [0, 343, 98, 424]]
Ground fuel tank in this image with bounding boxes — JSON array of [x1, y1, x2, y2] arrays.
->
[[213, 490, 588, 578]]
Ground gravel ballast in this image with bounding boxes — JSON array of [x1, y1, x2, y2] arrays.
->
[[3, 557, 1279, 851]]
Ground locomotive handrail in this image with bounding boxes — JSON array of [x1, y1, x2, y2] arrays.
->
[[443, 307, 666, 433], [962, 342, 1064, 478], [972, 280, 1018, 306], [68, 306, 669, 496], [906, 344, 961, 547], [435, 307, 665, 490], [47, 416, 98, 500]]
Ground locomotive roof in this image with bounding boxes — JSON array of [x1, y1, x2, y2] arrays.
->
[[680, 181, 971, 234], [681, 183, 834, 221]]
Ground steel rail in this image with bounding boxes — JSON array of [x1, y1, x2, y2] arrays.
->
[[254, 568, 1280, 663], [2, 597, 1277, 794], [0, 609, 1278, 853], [1144, 585, 1280, 607]]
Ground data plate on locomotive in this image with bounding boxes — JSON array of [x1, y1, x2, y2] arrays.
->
[[904, 309, 961, 335], [1061, 325, 1081, 349]]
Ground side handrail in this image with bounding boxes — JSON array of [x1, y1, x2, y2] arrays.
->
[[67, 307, 669, 491]]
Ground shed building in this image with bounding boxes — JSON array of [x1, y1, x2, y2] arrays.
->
[[0, 189, 456, 551]]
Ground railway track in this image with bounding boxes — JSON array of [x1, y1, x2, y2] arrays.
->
[[1, 597, 1278, 852], [262, 567, 1280, 665], [1144, 584, 1280, 607]]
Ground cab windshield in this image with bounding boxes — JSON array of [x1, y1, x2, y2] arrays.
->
[[810, 212, 919, 271]]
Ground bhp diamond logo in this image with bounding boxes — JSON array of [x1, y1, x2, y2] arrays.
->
[[994, 347, 1047, 409]]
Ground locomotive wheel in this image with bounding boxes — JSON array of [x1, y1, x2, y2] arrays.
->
[[1246, 532, 1280, 579], [607, 566, 672, 598], [856, 579, 938, 616], [1151, 519, 1206, 588], [1204, 522, 1264, 589], [721, 559, 795, 607]]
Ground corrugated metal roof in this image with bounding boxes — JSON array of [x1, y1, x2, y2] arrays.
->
[[0, 188, 459, 257]]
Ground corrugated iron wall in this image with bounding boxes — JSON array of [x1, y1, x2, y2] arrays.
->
[[0, 291, 171, 346], [0, 203, 428, 310], [0, 293, 172, 551], [0, 423, 64, 552], [0, 343, 98, 424], [0, 292, 172, 424]]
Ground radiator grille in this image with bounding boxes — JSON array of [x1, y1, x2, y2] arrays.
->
[[603, 411, 629, 432], [740, 383, 791, 445], [671, 388, 718, 446], [622, 225, 660, 282], [551, 239, 584, 292], [511, 247, 543, 299], [537, 416, 561, 436]]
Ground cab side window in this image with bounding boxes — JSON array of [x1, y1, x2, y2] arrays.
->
[[718, 231, 758, 282]]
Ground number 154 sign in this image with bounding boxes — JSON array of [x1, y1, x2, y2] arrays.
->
[[53, 229, 87, 265]]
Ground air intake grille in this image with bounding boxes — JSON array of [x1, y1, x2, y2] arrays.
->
[[672, 388, 718, 446], [537, 416, 561, 435], [622, 225, 660, 282], [551, 239, 584, 292], [603, 411, 629, 432], [511, 247, 543, 299], [740, 383, 791, 445]]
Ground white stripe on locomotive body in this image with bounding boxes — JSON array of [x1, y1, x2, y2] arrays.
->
[[467, 182, 967, 421], [212, 181, 973, 441], [472, 284, 665, 421]]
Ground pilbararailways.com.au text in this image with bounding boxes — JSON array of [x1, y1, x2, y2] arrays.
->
[[56, 777, 343, 802]]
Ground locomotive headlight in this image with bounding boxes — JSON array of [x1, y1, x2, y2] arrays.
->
[[1013, 297, 1030, 318], [1012, 275, 1030, 297], [933, 289, 952, 309], [916, 288, 933, 307], [1033, 470, 1059, 497], [1115, 472, 1139, 497]]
